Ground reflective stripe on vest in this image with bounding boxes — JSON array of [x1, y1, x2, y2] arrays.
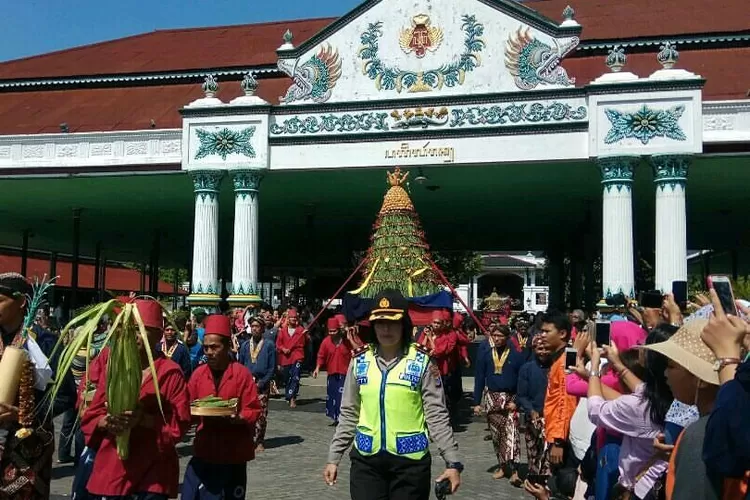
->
[[353, 344, 430, 460]]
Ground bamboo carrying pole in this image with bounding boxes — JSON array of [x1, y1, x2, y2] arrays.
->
[[306, 258, 368, 330], [0, 347, 26, 405], [429, 261, 488, 335]]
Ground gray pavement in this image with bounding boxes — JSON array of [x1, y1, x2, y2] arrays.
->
[[50, 377, 527, 500]]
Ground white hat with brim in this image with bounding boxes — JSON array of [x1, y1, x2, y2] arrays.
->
[[640, 319, 720, 386]]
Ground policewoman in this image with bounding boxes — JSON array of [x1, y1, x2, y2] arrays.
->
[[323, 289, 463, 500]]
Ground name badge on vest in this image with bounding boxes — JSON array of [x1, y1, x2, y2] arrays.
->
[[399, 359, 423, 388], [355, 360, 369, 385]]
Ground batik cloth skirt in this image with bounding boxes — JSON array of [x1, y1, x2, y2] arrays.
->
[[524, 415, 550, 476], [282, 361, 302, 401], [325, 374, 345, 423], [254, 384, 270, 446], [484, 391, 521, 466], [0, 422, 54, 500]]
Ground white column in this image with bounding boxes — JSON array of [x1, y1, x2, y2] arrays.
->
[[598, 156, 640, 299], [471, 277, 480, 310], [649, 154, 689, 293], [188, 170, 223, 305], [228, 170, 263, 305]]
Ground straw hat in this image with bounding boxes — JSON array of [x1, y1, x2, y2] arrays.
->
[[641, 319, 719, 385]]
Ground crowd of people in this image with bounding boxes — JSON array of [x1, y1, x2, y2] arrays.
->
[[1, 269, 750, 499]]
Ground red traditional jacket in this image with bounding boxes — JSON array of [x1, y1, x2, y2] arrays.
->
[[188, 361, 262, 464], [417, 329, 458, 376], [276, 326, 307, 366], [316, 336, 352, 376], [81, 355, 191, 498]]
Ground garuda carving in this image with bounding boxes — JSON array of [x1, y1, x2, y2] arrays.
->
[[278, 44, 342, 104], [504, 27, 578, 90]]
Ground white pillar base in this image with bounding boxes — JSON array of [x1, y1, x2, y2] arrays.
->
[[228, 170, 263, 306], [188, 171, 223, 307], [650, 155, 690, 293], [598, 156, 639, 299]]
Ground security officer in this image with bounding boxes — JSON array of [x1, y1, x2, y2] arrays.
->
[[323, 289, 463, 500]]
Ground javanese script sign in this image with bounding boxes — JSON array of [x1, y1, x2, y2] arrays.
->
[[384, 142, 456, 164]]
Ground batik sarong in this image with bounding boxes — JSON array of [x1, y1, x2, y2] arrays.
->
[[254, 386, 269, 446], [181, 457, 246, 500], [325, 374, 345, 423], [524, 415, 550, 476], [485, 391, 521, 468], [0, 421, 54, 500], [282, 361, 302, 401]]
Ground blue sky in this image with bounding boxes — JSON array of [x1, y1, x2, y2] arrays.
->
[[0, 0, 362, 62]]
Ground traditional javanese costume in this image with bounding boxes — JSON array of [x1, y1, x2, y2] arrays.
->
[[157, 338, 192, 377], [238, 325, 275, 447], [473, 336, 525, 471], [80, 300, 191, 500], [275, 310, 307, 402], [182, 315, 262, 500], [0, 273, 55, 500], [316, 318, 353, 423]]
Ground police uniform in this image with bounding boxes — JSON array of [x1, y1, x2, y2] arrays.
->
[[326, 290, 462, 500]]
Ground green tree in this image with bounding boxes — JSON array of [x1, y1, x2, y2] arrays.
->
[[432, 250, 483, 286]]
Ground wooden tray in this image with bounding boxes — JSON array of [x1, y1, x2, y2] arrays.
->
[[190, 405, 237, 417]]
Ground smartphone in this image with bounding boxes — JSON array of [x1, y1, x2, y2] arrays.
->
[[708, 275, 737, 316], [672, 281, 688, 307], [527, 474, 548, 487], [640, 290, 664, 309], [595, 322, 611, 346], [565, 347, 577, 370]]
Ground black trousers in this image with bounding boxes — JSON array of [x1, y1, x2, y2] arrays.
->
[[350, 449, 431, 500]]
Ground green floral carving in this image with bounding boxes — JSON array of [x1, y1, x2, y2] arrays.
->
[[650, 154, 690, 191], [359, 15, 484, 93], [604, 105, 686, 145], [271, 113, 390, 135], [230, 282, 260, 296], [232, 170, 263, 201], [190, 171, 223, 202], [450, 102, 587, 127], [597, 156, 639, 193], [195, 127, 256, 160]]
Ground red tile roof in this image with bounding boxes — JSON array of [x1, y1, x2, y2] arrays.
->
[[0, 255, 181, 294], [0, 18, 334, 79], [529, 0, 750, 40], [0, 1, 747, 136], [0, 0, 747, 80], [0, 79, 290, 134]]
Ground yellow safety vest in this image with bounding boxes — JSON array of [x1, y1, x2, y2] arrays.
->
[[352, 343, 431, 460]]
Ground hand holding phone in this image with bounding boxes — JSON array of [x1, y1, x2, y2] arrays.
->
[[434, 479, 452, 500], [707, 275, 737, 316]]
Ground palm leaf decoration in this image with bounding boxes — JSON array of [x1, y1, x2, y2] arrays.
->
[[47, 297, 166, 460], [22, 274, 56, 335]]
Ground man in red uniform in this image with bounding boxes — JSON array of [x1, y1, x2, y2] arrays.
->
[[313, 317, 352, 426], [276, 308, 307, 408], [181, 314, 262, 500], [81, 299, 191, 500]]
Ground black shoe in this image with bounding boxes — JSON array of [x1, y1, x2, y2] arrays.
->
[[57, 457, 75, 464]]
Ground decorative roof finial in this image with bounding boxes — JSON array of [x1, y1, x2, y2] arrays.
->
[[657, 41, 679, 70], [241, 72, 258, 96], [283, 29, 293, 45], [562, 5, 575, 22], [606, 45, 626, 73], [202, 75, 219, 98]]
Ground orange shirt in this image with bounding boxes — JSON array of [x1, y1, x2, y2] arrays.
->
[[543, 350, 577, 443]]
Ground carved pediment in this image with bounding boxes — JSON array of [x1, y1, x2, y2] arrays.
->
[[276, 0, 581, 105]]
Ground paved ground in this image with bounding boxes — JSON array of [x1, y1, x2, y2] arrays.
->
[[50, 376, 528, 500]]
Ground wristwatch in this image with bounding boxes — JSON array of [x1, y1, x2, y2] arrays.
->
[[445, 461, 464, 473], [588, 368, 601, 378], [713, 358, 741, 372]]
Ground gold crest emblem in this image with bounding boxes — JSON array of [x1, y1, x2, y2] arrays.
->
[[399, 14, 443, 58], [379, 298, 391, 309]]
